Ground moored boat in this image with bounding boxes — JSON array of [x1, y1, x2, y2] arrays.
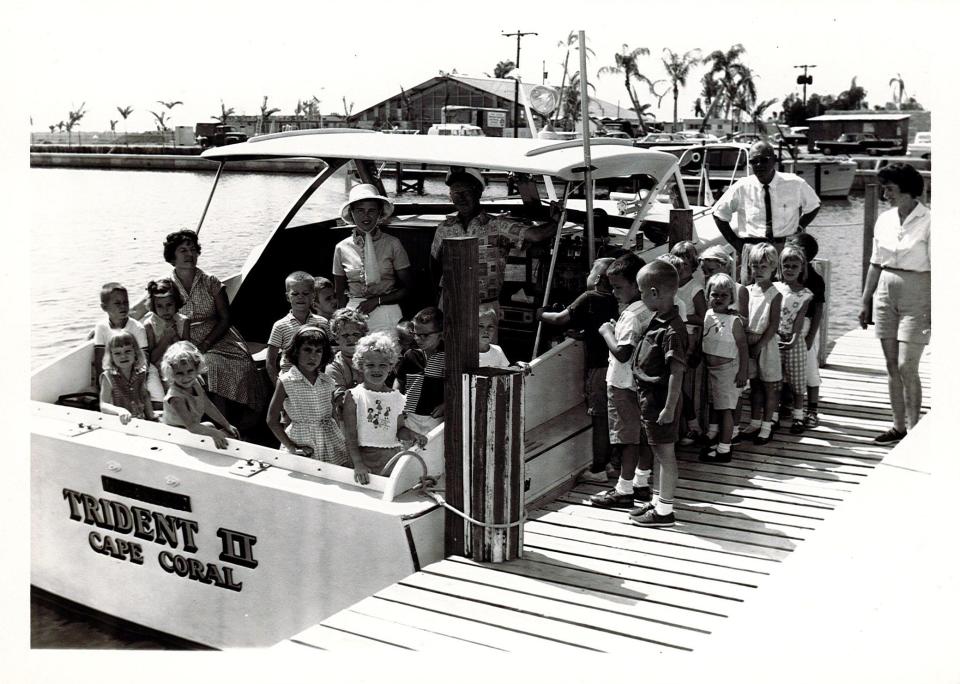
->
[[31, 131, 724, 647]]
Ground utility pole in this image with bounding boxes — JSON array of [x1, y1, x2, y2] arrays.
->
[[794, 64, 817, 108], [503, 29, 538, 138]]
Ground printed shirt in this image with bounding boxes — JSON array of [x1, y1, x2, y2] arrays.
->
[[633, 305, 688, 387], [350, 386, 407, 448], [398, 344, 446, 416], [712, 172, 820, 239], [773, 282, 813, 338], [702, 309, 741, 360], [869, 202, 931, 271], [567, 290, 619, 369], [430, 211, 527, 302], [605, 300, 653, 390], [333, 229, 411, 298], [268, 312, 328, 373]]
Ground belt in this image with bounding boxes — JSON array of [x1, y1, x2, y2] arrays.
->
[[880, 266, 929, 274]]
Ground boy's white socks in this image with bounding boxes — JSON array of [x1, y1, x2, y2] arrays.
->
[[632, 469, 651, 488], [655, 499, 674, 515], [717, 443, 731, 454], [759, 421, 772, 438], [792, 408, 804, 420], [615, 477, 633, 496]]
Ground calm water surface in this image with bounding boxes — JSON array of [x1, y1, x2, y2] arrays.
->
[[29, 167, 869, 648]]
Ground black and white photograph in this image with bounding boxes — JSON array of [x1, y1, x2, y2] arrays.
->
[[8, 0, 958, 680]]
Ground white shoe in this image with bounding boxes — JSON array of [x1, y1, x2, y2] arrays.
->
[[580, 469, 608, 484]]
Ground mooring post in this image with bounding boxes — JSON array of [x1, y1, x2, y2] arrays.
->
[[862, 177, 879, 292], [441, 237, 479, 557], [669, 208, 694, 249]]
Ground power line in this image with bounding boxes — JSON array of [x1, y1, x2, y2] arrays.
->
[[502, 30, 538, 138]]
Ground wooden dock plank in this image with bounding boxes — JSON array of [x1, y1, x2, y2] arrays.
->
[[289, 623, 410, 650], [323, 608, 491, 651]]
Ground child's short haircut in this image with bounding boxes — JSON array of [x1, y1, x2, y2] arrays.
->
[[314, 276, 334, 292], [145, 278, 183, 313], [586, 257, 615, 289], [658, 254, 687, 273], [670, 240, 699, 270], [285, 271, 316, 290], [638, 259, 680, 294], [606, 252, 644, 283], [100, 282, 127, 306], [283, 325, 333, 369], [160, 341, 207, 382], [352, 332, 400, 370], [102, 331, 147, 373], [478, 308, 499, 326], [778, 244, 808, 285], [706, 272, 736, 299], [786, 232, 819, 262], [746, 242, 779, 284], [330, 307, 369, 336], [414, 306, 444, 330]]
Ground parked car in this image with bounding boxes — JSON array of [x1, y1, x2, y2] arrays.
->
[[195, 123, 248, 148], [814, 132, 903, 156], [907, 131, 931, 159], [426, 123, 484, 136]]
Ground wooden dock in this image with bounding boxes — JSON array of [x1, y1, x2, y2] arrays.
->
[[278, 326, 936, 656]]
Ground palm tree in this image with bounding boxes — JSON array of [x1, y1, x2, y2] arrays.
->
[[48, 124, 56, 134], [149, 110, 170, 133], [258, 96, 281, 135], [554, 31, 592, 126], [724, 64, 757, 127], [598, 44, 659, 135], [557, 71, 599, 131], [64, 102, 87, 146], [661, 48, 700, 127], [698, 44, 756, 132], [889, 73, 905, 109], [734, 96, 778, 134], [493, 60, 516, 79], [342, 97, 354, 117], [214, 100, 235, 124], [56, 121, 65, 133], [116, 105, 134, 144], [109, 119, 118, 141]]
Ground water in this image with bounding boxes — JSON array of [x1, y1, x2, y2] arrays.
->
[[29, 167, 870, 647]]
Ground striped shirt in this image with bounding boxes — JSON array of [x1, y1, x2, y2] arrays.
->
[[268, 312, 329, 373], [398, 345, 446, 416]]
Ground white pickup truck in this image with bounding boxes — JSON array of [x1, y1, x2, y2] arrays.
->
[[907, 131, 931, 159]]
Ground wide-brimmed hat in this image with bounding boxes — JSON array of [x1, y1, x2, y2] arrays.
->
[[444, 166, 485, 190], [340, 183, 394, 223]]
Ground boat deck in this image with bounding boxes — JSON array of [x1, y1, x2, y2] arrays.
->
[[278, 326, 933, 654]]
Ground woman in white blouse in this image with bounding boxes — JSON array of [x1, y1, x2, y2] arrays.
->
[[858, 163, 930, 444]]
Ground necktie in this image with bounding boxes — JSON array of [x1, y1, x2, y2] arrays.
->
[[763, 183, 774, 240], [363, 232, 381, 285]]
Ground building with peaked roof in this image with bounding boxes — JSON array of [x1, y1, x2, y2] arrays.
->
[[351, 74, 643, 136]]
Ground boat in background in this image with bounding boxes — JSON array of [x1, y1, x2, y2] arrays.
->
[[31, 131, 723, 648]]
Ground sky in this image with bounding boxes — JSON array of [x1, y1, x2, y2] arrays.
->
[[17, 0, 949, 133]]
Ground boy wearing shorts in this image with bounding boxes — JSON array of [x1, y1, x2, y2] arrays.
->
[[628, 260, 688, 527]]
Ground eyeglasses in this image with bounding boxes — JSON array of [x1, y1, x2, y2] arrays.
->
[[748, 156, 775, 165]]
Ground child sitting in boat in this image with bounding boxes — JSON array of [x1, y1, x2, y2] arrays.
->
[[312, 276, 337, 335], [396, 307, 446, 436], [143, 279, 190, 389], [266, 326, 349, 465], [266, 271, 329, 386], [160, 341, 240, 449], [538, 256, 619, 483], [699, 273, 748, 463], [99, 330, 157, 424], [742, 243, 783, 445], [93, 282, 164, 403], [774, 245, 813, 434], [478, 308, 510, 368], [344, 332, 428, 484], [326, 307, 369, 408]]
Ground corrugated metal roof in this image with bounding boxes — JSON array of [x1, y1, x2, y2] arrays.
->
[[807, 114, 910, 122]]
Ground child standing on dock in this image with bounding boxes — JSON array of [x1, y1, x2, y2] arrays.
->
[[266, 271, 329, 386], [742, 243, 783, 445], [344, 332, 428, 484], [666, 245, 707, 445], [266, 326, 348, 465], [774, 245, 813, 434], [786, 233, 825, 428], [590, 254, 654, 508], [699, 274, 748, 463], [161, 341, 240, 449], [628, 260, 688, 527], [396, 307, 446, 436], [538, 257, 619, 482], [98, 331, 157, 424]]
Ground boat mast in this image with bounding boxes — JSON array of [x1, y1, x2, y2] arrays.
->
[[578, 30, 595, 264]]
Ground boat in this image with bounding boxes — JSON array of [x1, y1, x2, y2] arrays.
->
[[30, 131, 723, 648], [655, 142, 856, 202]]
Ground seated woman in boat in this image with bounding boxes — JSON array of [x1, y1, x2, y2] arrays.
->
[[161, 229, 266, 425], [333, 183, 413, 335]]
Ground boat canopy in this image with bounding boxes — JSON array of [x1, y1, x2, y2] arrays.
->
[[201, 130, 680, 182]]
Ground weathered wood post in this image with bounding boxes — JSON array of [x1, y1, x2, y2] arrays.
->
[[465, 369, 524, 562], [669, 208, 694, 248], [441, 237, 479, 557], [813, 258, 831, 367], [862, 176, 879, 291]]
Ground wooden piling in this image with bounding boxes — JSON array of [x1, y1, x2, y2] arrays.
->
[[441, 237, 479, 557], [861, 178, 879, 292], [669, 208, 694, 248]]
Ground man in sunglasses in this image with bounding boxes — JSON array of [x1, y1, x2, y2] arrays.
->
[[712, 141, 821, 259]]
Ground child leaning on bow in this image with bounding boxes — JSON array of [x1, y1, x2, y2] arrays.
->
[[161, 341, 240, 449], [344, 332, 428, 484], [99, 331, 157, 424], [266, 326, 349, 465]]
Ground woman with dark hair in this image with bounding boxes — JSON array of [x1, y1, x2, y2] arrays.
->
[[162, 229, 265, 417], [858, 163, 930, 444]]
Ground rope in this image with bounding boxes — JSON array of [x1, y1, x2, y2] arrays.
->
[[423, 491, 527, 530]]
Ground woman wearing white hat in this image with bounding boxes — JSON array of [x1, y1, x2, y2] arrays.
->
[[332, 183, 413, 334]]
